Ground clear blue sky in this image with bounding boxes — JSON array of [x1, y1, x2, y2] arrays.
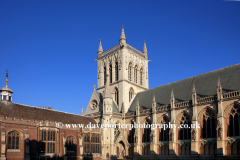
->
[[1, 0, 240, 115]]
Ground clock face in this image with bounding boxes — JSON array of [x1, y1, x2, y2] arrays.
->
[[91, 100, 98, 110]]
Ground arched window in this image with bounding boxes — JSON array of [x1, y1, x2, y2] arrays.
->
[[129, 88, 134, 102], [134, 65, 138, 83], [128, 121, 135, 143], [228, 105, 240, 137], [159, 116, 169, 142], [143, 119, 151, 143], [159, 116, 169, 155], [115, 62, 118, 81], [140, 68, 143, 85], [202, 109, 216, 139], [66, 136, 76, 152], [128, 62, 132, 81], [114, 87, 119, 105], [179, 112, 191, 140], [109, 64, 112, 83], [7, 131, 20, 150], [104, 66, 106, 85]]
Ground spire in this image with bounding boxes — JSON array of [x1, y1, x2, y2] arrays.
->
[[152, 95, 156, 114], [192, 84, 197, 105], [217, 77, 222, 100], [5, 69, 8, 88], [153, 94, 156, 103], [119, 25, 126, 45], [142, 40, 148, 54], [81, 106, 83, 115], [136, 98, 140, 116], [170, 89, 175, 108], [98, 39, 103, 54]]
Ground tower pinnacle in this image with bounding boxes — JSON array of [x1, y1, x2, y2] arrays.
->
[[98, 39, 103, 54], [142, 40, 148, 54], [119, 25, 126, 45]]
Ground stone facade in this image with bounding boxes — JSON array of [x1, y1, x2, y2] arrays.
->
[[85, 27, 240, 159]]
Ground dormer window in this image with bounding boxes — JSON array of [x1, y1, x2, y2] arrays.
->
[[3, 95, 6, 100]]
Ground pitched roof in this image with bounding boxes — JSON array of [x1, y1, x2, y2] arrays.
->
[[0, 102, 96, 125], [96, 92, 120, 113], [128, 63, 240, 112]]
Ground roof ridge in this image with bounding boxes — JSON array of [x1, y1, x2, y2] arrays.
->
[[148, 63, 240, 91], [12, 103, 92, 118]]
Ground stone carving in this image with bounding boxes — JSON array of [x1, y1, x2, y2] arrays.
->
[[217, 120, 222, 140], [191, 129, 196, 141], [169, 129, 174, 142], [91, 100, 98, 110]]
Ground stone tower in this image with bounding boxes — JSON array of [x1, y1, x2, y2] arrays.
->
[[96, 26, 149, 113]]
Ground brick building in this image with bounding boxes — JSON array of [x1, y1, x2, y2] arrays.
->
[[0, 72, 101, 160]]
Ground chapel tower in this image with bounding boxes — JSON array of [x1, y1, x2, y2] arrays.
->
[[96, 26, 149, 112]]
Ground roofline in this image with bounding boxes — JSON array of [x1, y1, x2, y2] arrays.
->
[[12, 102, 92, 118], [149, 63, 240, 91]]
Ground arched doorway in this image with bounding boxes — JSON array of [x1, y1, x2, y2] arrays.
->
[[117, 141, 125, 159]]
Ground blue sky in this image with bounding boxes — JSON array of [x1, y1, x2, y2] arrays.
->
[[0, 0, 240, 115]]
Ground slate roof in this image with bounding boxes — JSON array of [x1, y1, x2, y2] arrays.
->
[[0, 102, 96, 124], [128, 63, 240, 112]]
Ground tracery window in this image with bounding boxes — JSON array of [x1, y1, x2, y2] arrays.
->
[[179, 113, 191, 140], [140, 68, 143, 85], [134, 65, 138, 83], [159, 116, 169, 155], [104, 66, 106, 85], [228, 105, 240, 137], [114, 87, 119, 105], [109, 64, 112, 83], [202, 109, 216, 139], [128, 121, 135, 144], [84, 133, 100, 154], [159, 116, 169, 142], [128, 63, 132, 81], [66, 136, 76, 152], [142, 119, 151, 143], [115, 62, 118, 81], [7, 131, 20, 150], [40, 130, 56, 153], [129, 88, 134, 102]]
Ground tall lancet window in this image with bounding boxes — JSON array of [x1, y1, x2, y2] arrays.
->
[[202, 109, 216, 138], [179, 112, 191, 140], [114, 87, 119, 105], [228, 105, 240, 137], [104, 66, 106, 85], [134, 65, 138, 83], [115, 62, 118, 81], [128, 62, 132, 81], [140, 68, 143, 85], [109, 64, 112, 83], [129, 87, 134, 102]]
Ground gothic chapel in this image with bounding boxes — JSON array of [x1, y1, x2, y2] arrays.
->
[[85, 26, 240, 159]]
